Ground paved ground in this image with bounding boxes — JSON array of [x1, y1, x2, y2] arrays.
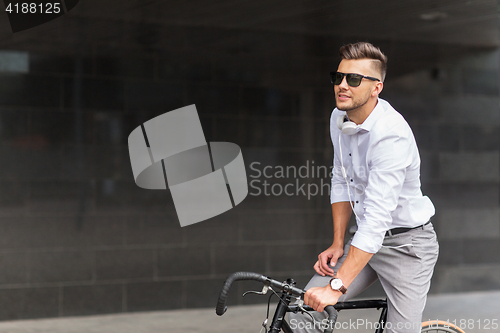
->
[[0, 290, 498, 333]]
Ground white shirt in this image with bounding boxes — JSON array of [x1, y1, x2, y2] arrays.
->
[[330, 98, 435, 254]]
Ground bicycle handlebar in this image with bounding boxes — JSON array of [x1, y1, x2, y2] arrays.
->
[[216, 271, 338, 333], [216, 272, 269, 316]]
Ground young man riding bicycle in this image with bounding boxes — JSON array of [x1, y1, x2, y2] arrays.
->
[[290, 42, 439, 333]]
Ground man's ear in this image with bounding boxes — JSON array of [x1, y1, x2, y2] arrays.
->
[[372, 82, 383, 97]]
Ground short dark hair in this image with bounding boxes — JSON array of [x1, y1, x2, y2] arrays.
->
[[339, 42, 388, 81]]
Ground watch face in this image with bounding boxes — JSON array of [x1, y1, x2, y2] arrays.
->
[[330, 278, 342, 290]]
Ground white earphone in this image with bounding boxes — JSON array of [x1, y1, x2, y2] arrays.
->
[[337, 114, 361, 223], [337, 115, 358, 135]]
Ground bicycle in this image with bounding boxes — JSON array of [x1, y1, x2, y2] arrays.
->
[[216, 271, 465, 333]]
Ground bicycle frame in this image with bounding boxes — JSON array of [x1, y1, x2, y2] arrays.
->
[[286, 300, 388, 333]]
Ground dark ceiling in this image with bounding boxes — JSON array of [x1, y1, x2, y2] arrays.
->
[[0, 0, 498, 56]]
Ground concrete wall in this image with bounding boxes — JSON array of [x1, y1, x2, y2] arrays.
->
[[0, 26, 498, 319]]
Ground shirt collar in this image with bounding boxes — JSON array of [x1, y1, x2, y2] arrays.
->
[[357, 98, 387, 133]]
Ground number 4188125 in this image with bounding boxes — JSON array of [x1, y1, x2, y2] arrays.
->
[[5, 3, 61, 14]]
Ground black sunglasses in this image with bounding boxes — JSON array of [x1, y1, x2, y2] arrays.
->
[[330, 71, 380, 87]]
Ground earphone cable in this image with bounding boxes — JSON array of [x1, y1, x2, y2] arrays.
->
[[338, 134, 360, 223]]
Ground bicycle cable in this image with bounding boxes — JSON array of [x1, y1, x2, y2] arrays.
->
[[266, 289, 273, 319], [259, 291, 275, 333]]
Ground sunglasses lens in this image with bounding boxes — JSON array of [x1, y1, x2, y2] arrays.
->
[[332, 72, 344, 85], [346, 74, 362, 87]]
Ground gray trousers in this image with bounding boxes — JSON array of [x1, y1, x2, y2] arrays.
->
[[289, 222, 439, 333]]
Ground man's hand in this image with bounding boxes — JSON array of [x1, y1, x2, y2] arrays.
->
[[314, 245, 344, 276], [304, 285, 341, 313]]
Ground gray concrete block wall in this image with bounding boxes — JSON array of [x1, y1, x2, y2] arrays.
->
[[0, 27, 497, 320], [416, 49, 500, 293], [439, 152, 499, 182]]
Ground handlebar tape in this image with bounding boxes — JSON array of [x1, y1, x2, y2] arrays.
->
[[323, 305, 338, 333], [216, 272, 267, 316]]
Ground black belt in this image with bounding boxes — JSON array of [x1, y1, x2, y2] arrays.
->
[[385, 221, 431, 237]]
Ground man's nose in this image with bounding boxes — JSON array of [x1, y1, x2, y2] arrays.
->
[[338, 76, 349, 89]]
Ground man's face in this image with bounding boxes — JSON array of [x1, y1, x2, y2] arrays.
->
[[334, 59, 381, 112]]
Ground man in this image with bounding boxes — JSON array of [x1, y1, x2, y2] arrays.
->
[[290, 42, 439, 333]]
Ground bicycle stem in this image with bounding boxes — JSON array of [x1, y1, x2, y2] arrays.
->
[[266, 277, 305, 297], [269, 278, 296, 333]]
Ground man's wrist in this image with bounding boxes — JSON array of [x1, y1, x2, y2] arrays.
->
[[331, 240, 344, 248]]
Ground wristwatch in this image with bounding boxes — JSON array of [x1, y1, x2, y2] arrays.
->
[[329, 277, 347, 294]]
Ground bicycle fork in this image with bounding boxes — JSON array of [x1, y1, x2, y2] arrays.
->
[[375, 306, 388, 333]]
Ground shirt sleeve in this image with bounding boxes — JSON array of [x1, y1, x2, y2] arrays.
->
[[351, 131, 413, 253], [330, 111, 350, 204]]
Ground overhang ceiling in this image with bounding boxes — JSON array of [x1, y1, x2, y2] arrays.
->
[[0, 0, 498, 55]]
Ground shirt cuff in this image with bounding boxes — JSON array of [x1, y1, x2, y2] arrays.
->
[[330, 184, 351, 204], [351, 229, 384, 254]]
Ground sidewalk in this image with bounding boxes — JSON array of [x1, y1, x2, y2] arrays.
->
[[0, 290, 498, 333]]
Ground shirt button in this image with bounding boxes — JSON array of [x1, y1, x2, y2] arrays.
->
[[356, 201, 359, 203], [350, 179, 353, 182], [349, 153, 352, 156]]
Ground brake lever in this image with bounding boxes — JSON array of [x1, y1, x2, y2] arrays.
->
[[294, 298, 322, 324], [296, 299, 311, 314], [242, 284, 270, 297]]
